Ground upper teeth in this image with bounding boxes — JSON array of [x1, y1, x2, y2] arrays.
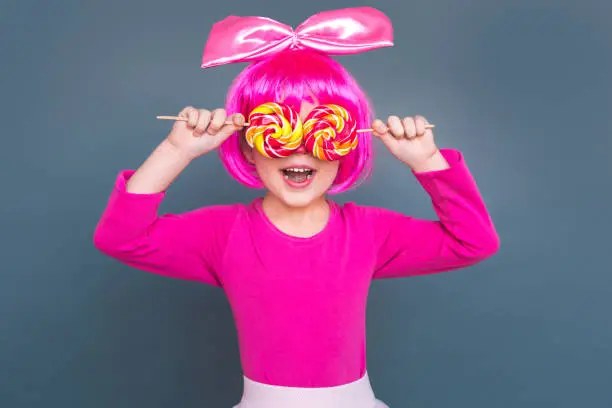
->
[[286, 168, 309, 172]]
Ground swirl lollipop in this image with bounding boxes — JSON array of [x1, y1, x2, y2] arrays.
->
[[303, 104, 358, 161], [245, 102, 303, 158]]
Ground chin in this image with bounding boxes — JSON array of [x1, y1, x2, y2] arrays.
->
[[277, 190, 323, 208]]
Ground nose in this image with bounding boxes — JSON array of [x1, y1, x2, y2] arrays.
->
[[295, 144, 307, 154]]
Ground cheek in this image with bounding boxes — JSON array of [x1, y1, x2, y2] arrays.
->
[[316, 161, 341, 184], [252, 154, 278, 177]]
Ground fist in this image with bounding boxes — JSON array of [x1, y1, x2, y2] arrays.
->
[[372, 115, 446, 172], [167, 107, 244, 160]]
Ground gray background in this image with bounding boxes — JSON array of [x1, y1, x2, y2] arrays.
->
[[2, 0, 610, 407]]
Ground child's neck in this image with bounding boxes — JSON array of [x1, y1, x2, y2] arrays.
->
[[261, 193, 331, 238]]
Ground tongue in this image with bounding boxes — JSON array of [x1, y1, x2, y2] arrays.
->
[[287, 172, 308, 183]]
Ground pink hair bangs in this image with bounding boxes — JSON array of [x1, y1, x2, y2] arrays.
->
[[218, 49, 374, 194]]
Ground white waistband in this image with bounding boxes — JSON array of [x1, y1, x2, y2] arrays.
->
[[234, 372, 388, 408]]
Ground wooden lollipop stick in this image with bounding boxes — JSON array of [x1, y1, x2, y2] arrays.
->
[[155, 115, 435, 131]]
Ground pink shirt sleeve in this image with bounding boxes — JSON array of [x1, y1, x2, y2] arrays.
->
[[93, 170, 238, 286], [368, 149, 500, 279]]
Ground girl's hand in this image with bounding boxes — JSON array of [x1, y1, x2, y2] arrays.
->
[[167, 107, 244, 160], [372, 115, 449, 172]]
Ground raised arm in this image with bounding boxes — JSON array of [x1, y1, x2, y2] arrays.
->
[[370, 149, 500, 279], [93, 107, 244, 285]]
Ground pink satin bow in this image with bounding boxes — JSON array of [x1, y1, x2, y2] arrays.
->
[[201, 7, 394, 68]]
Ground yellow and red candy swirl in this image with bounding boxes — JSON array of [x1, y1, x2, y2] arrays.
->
[[245, 103, 303, 158], [303, 104, 358, 161]]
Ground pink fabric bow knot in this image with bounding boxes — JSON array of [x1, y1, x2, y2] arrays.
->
[[201, 7, 394, 68]]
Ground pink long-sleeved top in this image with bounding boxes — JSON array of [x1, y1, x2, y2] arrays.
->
[[93, 149, 499, 388]]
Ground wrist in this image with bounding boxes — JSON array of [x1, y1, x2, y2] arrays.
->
[[125, 140, 194, 194], [159, 139, 197, 164], [408, 149, 450, 173]]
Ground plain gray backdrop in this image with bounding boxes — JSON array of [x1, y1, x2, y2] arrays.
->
[[2, 0, 611, 407]]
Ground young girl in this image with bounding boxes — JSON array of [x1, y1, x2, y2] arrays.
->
[[94, 7, 499, 408]]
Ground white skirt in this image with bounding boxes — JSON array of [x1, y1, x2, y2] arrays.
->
[[233, 372, 389, 408]]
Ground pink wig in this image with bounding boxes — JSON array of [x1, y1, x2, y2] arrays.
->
[[218, 49, 374, 194]]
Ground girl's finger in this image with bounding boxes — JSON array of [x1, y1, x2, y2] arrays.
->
[[414, 115, 428, 137], [178, 106, 194, 119], [371, 119, 388, 136], [371, 119, 397, 148], [207, 108, 227, 135], [387, 116, 404, 139], [402, 117, 417, 139], [231, 113, 245, 128], [212, 114, 245, 145], [188, 108, 201, 129], [194, 109, 211, 135]]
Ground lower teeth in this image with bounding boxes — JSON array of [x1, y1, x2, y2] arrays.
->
[[283, 171, 312, 183]]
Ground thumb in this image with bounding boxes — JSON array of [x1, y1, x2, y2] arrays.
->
[[371, 119, 397, 150], [213, 113, 245, 143]]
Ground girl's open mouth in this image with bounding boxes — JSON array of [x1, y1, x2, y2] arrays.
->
[[281, 166, 316, 188]]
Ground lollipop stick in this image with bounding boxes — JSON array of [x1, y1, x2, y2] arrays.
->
[[155, 115, 435, 130], [156, 115, 253, 126], [356, 124, 436, 132], [156, 116, 187, 120]]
